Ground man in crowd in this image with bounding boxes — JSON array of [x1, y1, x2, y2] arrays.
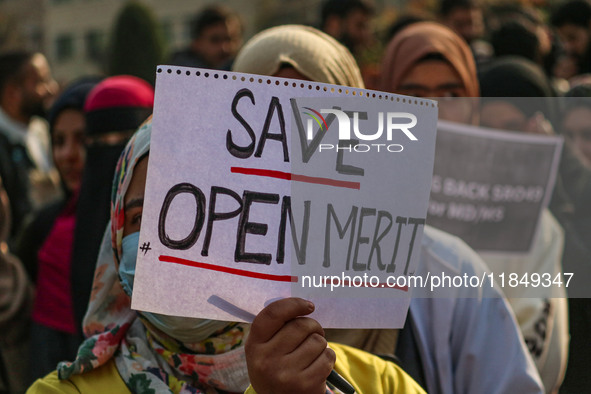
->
[[551, 0, 591, 75], [320, 0, 374, 58], [0, 51, 59, 245], [169, 4, 243, 70], [438, 0, 485, 45]]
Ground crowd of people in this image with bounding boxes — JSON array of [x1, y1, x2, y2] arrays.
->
[[0, 0, 590, 392]]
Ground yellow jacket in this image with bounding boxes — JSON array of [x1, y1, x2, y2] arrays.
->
[[27, 342, 426, 393]]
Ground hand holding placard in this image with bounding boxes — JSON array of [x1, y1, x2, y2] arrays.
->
[[246, 298, 335, 394]]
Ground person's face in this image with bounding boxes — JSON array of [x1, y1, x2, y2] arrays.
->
[[20, 53, 57, 119], [397, 59, 473, 124], [52, 109, 86, 192], [123, 156, 148, 237], [562, 106, 591, 166], [442, 7, 484, 43], [480, 101, 527, 131], [553, 54, 579, 79], [193, 19, 242, 68], [556, 23, 591, 57], [341, 9, 373, 53]]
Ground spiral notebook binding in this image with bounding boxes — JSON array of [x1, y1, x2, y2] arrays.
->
[[156, 65, 437, 109]]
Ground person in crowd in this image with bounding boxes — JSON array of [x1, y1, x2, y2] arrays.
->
[[438, 0, 484, 45], [0, 51, 60, 245], [490, 20, 542, 65], [479, 57, 591, 223], [476, 57, 572, 393], [485, 5, 553, 72], [69, 75, 154, 339], [27, 119, 426, 394], [380, 22, 563, 393], [320, 0, 374, 58], [479, 63, 591, 392], [380, 22, 479, 124], [14, 80, 98, 383], [557, 83, 591, 393], [169, 4, 243, 70], [478, 57, 556, 128], [233, 23, 543, 393], [437, 0, 493, 64], [562, 84, 591, 167], [0, 175, 33, 393], [551, 0, 591, 76]]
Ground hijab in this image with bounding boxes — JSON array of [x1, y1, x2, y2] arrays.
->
[[70, 76, 154, 334], [58, 121, 249, 393], [47, 79, 98, 196], [379, 22, 479, 97], [232, 24, 364, 88], [478, 56, 555, 122], [234, 23, 401, 358]]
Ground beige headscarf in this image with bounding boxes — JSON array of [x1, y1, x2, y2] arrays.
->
[[232, 24, 364, 89], [234, 24, 397, 357], [379, 22, 479, 97]]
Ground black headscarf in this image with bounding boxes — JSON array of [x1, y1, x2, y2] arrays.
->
[[70, 76, 153, 332], [478, 56, 556, 123]]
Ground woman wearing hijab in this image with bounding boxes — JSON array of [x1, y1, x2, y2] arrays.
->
[[27, 26, 426, 394], [479, 58, 591, 393], [380, 24, 563, 392], [15, 80, 97, 382], [232, 24, 543, 393], [69, 76, 154, 335], [26, 118, 426, 393], [380, 21, 479, 125], [232, 25, 364, 88]]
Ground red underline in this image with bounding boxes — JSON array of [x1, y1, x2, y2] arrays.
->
[[230, 167, 361, 190], [159, 255, 298, 282], [159, 255, 407, 292]]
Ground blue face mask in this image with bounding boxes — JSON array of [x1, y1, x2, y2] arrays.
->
[[119, 232, 140, 297], [118, 231, 229, 342]]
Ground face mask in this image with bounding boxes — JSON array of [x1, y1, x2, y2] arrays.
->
[[119, 232, 140, 297], [119, 232, 229, 343], [141, 312, 230, 344]]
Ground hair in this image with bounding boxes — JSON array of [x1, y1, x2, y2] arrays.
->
[[0, 50, 34, 94], [386, 14, 429, 42], [491, 21, 540, 63], [190, 4, 241, 40], [551, 0, 591, 28], [320, 0, 374, 28], [439, 0, 480, 17]]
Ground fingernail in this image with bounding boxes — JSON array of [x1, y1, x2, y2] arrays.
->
[[307, 301, 315, 311]]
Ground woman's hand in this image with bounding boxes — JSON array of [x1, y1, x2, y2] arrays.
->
[[246, 298, 335, 394]]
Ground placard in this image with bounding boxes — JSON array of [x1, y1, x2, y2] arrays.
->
[[428, 121, 562, 252], [131, 66, 438, 328]]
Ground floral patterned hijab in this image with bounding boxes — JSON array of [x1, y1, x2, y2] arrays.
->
[[57, 120, 250, 393]]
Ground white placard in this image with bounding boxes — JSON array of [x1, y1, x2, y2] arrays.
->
[[131, 66, 438, 328]]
